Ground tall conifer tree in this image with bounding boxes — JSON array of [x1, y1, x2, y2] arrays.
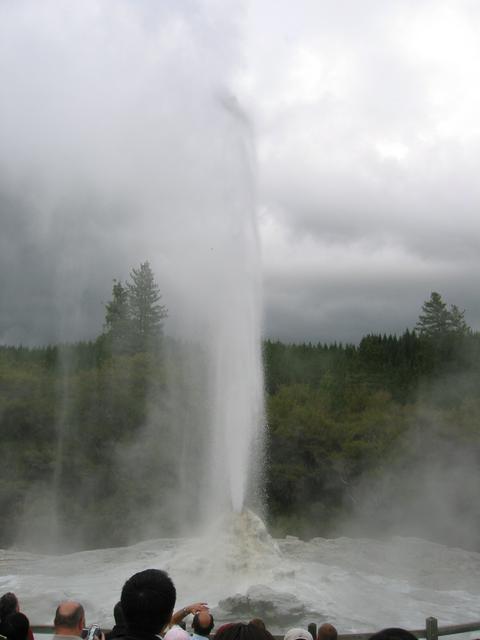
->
[[416, 292, 470, 338], [104, 280, 132, 353], [126, 261, 167, 351], [104, 262, 167, 353], [416, 292, 450, 337]]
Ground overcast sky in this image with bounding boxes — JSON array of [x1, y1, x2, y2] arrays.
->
[[1, 0, 480, 345]]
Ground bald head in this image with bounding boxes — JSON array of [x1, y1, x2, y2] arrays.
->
[[317, 624, 337, 640], [54, 601, 85, 636], [192, 611, 214, 637]]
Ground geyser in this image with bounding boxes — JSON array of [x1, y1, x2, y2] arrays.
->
[[206, 98, 265, 514], [156, 90, 265, 522]]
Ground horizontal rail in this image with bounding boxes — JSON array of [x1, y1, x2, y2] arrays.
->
[[335, 630, 427, 640], [437, 623, 480, 637], [336, 635, 424, 640], [29, 619, 480, 640]]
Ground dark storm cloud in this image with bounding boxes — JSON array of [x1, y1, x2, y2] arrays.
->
[[264, 269, 458, 345], [261, 216, 479, 343]]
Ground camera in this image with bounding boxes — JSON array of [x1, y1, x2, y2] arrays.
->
[[81, 626, 102, 640]]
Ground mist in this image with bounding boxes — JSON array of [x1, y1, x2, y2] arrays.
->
[[0, 0, 266, 550], [337, 374, 480, 552]]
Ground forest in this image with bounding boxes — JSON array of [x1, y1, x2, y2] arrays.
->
[[1, 267, 479, 551]]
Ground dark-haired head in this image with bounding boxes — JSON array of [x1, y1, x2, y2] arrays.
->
[[370, 629, 417, 640], [0, 593, 19, 622], [113, 602, 125, 627], [192, 612, 214, 636], [4, 612, 30, 640], [215, 622, 272, 640], [121, 569, 176, 634]]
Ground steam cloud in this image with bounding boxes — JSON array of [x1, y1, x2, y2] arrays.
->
[[2, 0, 265, 548], [0, 0, 245, 345]]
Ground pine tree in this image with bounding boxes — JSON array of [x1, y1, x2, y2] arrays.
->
[[126, 261, 167, 351], [416, 292, 471, 338], [416, 292, 450, 337], [104, 280, 132, 354], [447, 304, 470, 335]]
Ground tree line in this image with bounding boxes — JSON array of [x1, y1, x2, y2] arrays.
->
[[264, 293, 480, 545], [0, 276, 479, 551]]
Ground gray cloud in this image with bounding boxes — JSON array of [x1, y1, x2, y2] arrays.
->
[[2, 0, 480, 345], [240, 0, 480, 341]]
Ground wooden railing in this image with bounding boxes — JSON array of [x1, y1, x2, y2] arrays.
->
[[30, 617, 480, 640]]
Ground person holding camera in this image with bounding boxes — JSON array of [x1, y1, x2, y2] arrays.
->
[[53, 602, 103, 640], [53, 602, 86, 640], [191, 611, 214, 640]]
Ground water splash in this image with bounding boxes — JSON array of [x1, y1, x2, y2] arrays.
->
[[2, 518, 480, 633]]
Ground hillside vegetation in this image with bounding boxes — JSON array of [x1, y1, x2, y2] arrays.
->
[[1, 280, 479, 551]]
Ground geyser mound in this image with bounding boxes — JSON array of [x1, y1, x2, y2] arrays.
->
[[204, 509, 281, 570], [167, 510, 284, 586]]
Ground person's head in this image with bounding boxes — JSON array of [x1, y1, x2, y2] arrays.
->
[[192, 611, 214, 636], [4, 613, 30, 640], [112, 602, 125, 628], [54, 601, 86, 637], [249, 621, 266, 632], [284, 629, 313, 640], [317, 624, 337, 640], [370, 629, 417, 640], [214, 624, 234, 636], [121, 569, 176, 635], [0, 593, 19, 622], [215, 622, 272, 640]]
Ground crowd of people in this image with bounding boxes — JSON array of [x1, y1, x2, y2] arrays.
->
[[0, 570, 417, 640]]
